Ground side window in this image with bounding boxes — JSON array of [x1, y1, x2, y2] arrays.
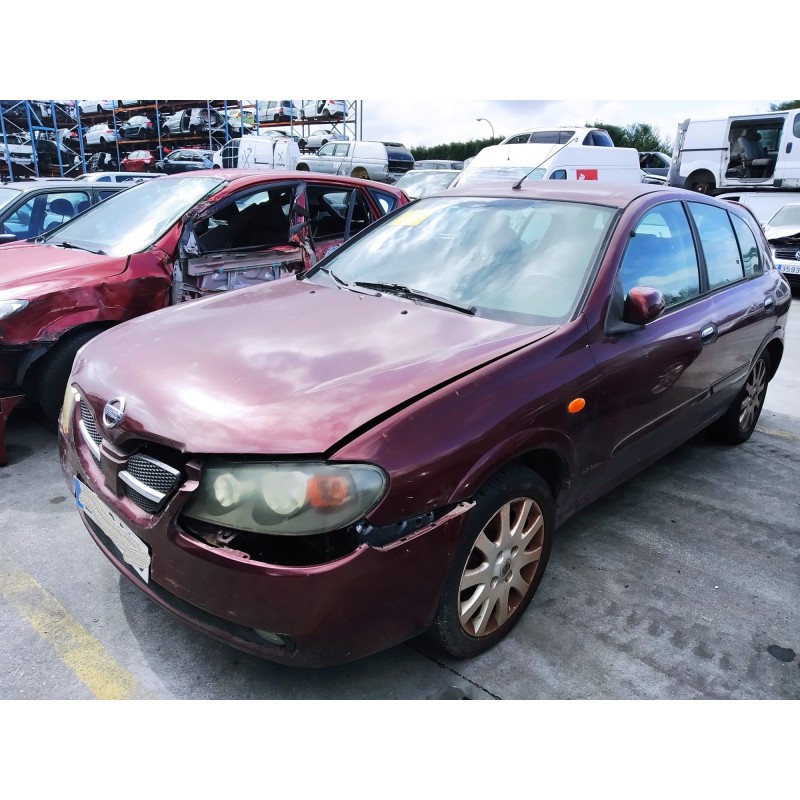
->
[[317, 144, 335, 157], [369, 189, 399, 214], [688, 202, 745, 289], [504, 134, 531, 145], [794, 113, 800, 138], [332, 143, 350, 157], [97, 190, 117, 201], [618, 202, 700, 309], [43, 191, 89, 230], [729, 213, 761, 278], [590, 130, 615, 147], [3, 196, 40, 237], [549, 169, 567, 180]]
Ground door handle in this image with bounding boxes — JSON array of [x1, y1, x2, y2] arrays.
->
[[700, 324, 717, 345], [764, 296, 775, 310]]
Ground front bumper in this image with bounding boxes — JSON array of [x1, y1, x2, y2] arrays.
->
[[59, 425, 467, 667]]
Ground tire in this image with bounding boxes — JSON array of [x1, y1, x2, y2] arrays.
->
[[34, 328, 105, 429], [298, 139, 306, 151], [323, 108, 331, 119], [709, 350, 771, 445], [686, 170, 715, 194], [351, 167, 369, 180], [189, 125, 198, 136], [99, 137, 106, 146], [296, 163, 310, 171], [428, 465, 554, 659], [320, 139, 329, 148], [96, 105, 103, 114]]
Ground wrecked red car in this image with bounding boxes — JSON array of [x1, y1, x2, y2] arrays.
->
[[59, 183, 789, 667], [0, 170, 408, 463]]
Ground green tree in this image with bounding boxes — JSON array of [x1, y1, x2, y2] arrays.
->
[[769, 100, 800, 111], [591, 121, 673, 154]]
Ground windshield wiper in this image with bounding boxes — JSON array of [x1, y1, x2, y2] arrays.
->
[[353, 281, 476, 315], [319, 266, 350, 287], [53, 240, 106, 255]]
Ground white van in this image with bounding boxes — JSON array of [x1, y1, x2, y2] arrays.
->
[[667, 110, 800, 194], [296, 141, 388, 181], [212, 135, 300, 171], [452, 142, 645, 187]]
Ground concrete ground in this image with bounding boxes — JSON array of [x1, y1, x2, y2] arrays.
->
[[1, 297, 798, 700]]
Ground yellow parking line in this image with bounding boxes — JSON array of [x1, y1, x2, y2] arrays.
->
[[757, 426, 800, 442], [0, 544, 146, 699]]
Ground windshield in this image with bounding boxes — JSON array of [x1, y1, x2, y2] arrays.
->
[[396, 171, 458, 198], [309, 196, 616, 324], [44, 176, 223, 256], [768, 204, 800, 228], [0, 187, 21, 213], [457, 167, 546, 187]]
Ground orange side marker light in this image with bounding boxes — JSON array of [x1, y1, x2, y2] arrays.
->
[[568, 398, 586, 414]]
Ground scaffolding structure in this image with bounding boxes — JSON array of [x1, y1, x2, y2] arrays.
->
[[0, 100, 362, 181]]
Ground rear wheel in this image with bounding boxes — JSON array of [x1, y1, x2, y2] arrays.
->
[[34, 328, 105, 429], [709, 350, 771, 445], [686, 170, 716, 194], [323, 108, 331, 119], [429, 465, 554, 659], [296, 163, 310, 171], [96, 105, 103, 114], [99, 137, 107, 146], [351, 167, 369, 180]]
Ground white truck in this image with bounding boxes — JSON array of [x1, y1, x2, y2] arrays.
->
[[452, 142, 648, 187], [667, 110, 800, 195]]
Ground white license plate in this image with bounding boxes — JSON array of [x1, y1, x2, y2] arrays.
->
[[776, 262, 800, 275], [74, 478, 150, 582]]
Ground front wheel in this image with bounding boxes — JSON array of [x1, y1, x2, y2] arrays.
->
[[34, 328, 104, 428], [429, 465, 554, 659], [709, 350, 771, 445]]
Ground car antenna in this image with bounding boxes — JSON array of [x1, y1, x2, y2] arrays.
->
[[511, 135, 580, 190]]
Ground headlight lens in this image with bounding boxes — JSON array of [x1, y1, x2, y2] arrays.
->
[[182, 461, 388, 536], [0, 300, 29, 320], [60, 384, 80, 436]]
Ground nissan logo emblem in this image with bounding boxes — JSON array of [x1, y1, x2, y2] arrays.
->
[[102, 398, 126, 428]]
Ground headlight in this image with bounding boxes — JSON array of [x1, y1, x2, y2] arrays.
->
[[60, 384, 80, 436], [182, 461, 388, 536], [0, 300, 29, 320]]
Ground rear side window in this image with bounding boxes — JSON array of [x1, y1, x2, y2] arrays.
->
[[729, 214, 761, 277], [369, 189, 400, 214], [688, 202, 745, 289], [504, 134, 531, 144], [794, 113, 800, 138], [618, 201, 700, 308]]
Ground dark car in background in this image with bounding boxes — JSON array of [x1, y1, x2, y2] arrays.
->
[[155, 149, 215, 174], [58, 182, 789, 667], [0, 179, 125, 243], [381, 141, 415, 182], [119, 116, 155, 139]]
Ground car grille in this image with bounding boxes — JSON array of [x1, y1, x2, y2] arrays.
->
[[774, 247, 800, 260], [78, 400, 183, 514]]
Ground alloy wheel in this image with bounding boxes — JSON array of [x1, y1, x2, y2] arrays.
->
[[739, 357, 767, 432], [458, 497, 544, 637]]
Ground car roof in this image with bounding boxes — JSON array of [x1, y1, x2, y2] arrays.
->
[[160, 168, 406, 193], [437, 181, 683, 207], [1, 179, 117, 192]]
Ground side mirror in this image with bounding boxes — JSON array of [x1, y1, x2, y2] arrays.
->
[[0, 233, 17, 244], [624, 286, 665, 326]]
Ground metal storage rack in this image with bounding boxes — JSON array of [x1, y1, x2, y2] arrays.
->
[[1, 100, 363, 181]]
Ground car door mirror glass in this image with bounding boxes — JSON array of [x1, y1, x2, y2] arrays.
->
[[624, 286, 665, 325]]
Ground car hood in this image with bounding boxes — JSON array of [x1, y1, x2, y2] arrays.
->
[[0, 241, 126, 298], [764, 224, 800, 242], [74, 278, 557, 454]]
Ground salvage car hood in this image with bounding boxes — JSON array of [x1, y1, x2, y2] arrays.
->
[[0, 241, 126, 298], [74, 278, 557, 454]]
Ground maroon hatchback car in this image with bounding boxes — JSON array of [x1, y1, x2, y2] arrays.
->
[[59, 182, 791, 667]]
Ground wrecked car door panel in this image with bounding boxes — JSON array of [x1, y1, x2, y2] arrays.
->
[[176, 181, 311, 300], [308, 185, 378, 261]]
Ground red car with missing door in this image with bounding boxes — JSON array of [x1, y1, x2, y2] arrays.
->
[[0, 170, 408, 463], [58, 182, 790, 667]]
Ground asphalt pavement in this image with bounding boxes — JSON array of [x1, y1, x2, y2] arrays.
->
[[1, 297, 798, 700]]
